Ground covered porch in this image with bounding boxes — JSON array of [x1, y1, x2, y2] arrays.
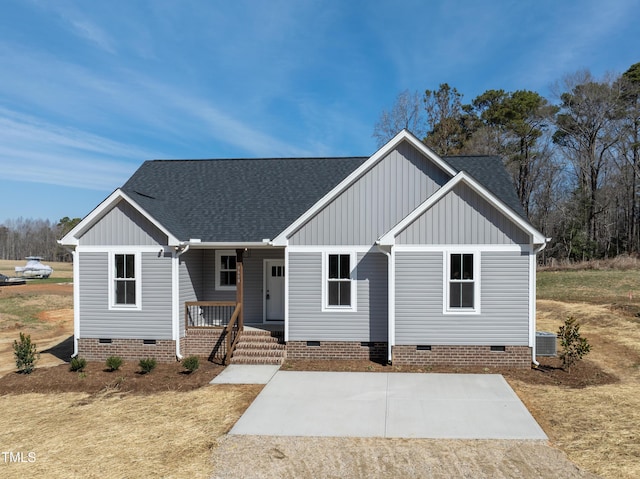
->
[[177, 246, 285, 364]]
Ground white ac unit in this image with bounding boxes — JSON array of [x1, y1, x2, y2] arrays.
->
[[536, 331, 557, 357]]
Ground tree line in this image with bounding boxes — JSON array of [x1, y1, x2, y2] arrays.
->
[[374, 63, 640, 262], [0, 217, 80, 262]]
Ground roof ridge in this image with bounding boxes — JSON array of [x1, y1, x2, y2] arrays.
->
[[148, 156, 370, 162]]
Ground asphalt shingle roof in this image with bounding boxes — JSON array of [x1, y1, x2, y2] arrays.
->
[[120, 151, 528, 243], [121, 157, 368, 242]]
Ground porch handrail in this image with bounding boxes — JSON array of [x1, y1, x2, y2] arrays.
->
[[224, 303, 242, 365]]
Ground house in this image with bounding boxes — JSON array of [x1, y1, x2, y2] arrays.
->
[[59, 130, 547, 368]]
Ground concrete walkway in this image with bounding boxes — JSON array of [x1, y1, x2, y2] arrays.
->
[[210, 364, 280, 384], [229, 371, 547, 440]]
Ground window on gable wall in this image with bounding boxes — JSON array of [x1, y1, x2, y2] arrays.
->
[[114, 253, 137, 306], [327, 253, 352, 307], [448, 253, 475, 309]]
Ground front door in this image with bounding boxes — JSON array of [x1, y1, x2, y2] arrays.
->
[[265, 260, 285, 321]]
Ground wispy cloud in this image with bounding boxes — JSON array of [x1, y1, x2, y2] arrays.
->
[[0, 108, 158, 190]]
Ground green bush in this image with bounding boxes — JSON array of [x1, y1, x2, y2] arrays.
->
[[106, 356, 123, 372], [70, 356, 87, 372], [182, 356, 200, 373], [13, 332, 38, 374], [558, 316, 591, 371], [138, 358, 157, 374]]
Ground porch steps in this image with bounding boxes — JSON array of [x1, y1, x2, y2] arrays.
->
[[230, 330, 286, 365]]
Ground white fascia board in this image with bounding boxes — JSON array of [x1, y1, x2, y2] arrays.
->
[[271, 130, 457, 245], [378, 171, 546, 246], [59, 189, 181, 246], [184, 242, 280, 249]]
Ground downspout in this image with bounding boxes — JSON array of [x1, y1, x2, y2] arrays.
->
[[376, 243, 393, 364], [530, 240, 550, 367], [71, 249, 79, 358], [173, 243, 191, 361]]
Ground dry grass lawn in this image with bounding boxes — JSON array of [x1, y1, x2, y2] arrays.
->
[[0, 385, 262, 478], [509, 299, 640, 479]]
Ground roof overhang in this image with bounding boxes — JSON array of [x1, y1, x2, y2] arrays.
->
[[58, 189, 181, 247], [271, 129, 457, 245], [377, 171, 547, 246]]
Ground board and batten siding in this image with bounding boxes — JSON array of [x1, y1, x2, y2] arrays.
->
[[288, 251, 388, 341], [78, 251, 173, 339], [396, 183, 530, 245], [395, 250, 529, 345], [79, 200, 168, 246], [289, 142, 450, 245]]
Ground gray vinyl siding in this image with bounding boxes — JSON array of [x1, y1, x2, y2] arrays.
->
[[288, 251, 388, 341], [79, 201, 168, 246], [395, 250, 529, 345], [178, 248, 284, 326], [289, 142, 450, 245], [396, 183, 530, 245], [78, 251, 173, 339], [179, 249, 202, 336]]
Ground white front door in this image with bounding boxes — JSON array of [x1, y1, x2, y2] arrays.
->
[[265, 260, 285, 321]]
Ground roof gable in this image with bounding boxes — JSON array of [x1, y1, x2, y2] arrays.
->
[[378, 172, 546, 246]]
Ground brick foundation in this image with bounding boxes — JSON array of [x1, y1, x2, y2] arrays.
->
[[392, 345, 531, 368], [77, 338, 176, 362], [182, 328, 226, 360], [286, 341, 387, 362]]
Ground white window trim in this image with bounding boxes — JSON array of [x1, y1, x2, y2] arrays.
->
[[108, 251, 142, 311], [215, 250, 237, 291], [321, 251, 357, 312], [443, 250, 481, 315]]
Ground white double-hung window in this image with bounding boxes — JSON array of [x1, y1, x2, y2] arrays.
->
[[110, 252, 141, 309], [446, 252, 479, 313], [215, 250, 237, 290], [323, 252, 356, 311]]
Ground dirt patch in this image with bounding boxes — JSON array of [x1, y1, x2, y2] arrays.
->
[[0, 360, 225, 395], [211, 436, 601, 479], [0, 281, 73, 297]]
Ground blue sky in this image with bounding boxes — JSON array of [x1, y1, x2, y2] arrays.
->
[[1, 0, 639, 223]]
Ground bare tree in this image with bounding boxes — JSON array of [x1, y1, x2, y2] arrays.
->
[[553, 70, 623, 253], [373, 89, 426, 147]]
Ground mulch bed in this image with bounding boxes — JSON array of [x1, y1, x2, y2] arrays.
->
[[282, 356, 619, 389], [0, 360, 225, 395], [1, 355, 617, 396]]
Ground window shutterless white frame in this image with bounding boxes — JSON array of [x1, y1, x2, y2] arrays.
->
[[108, 251, 142, 310], [443, 250, 480, 314], [321, 251, 357, 312], [215, 250, 237, 291]]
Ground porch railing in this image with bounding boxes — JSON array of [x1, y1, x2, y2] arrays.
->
[[185, 301, 237, 328], [185, 301, 243, 365]]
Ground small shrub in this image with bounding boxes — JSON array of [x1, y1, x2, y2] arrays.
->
[[139, 358, 157, 374], [70, 356, 87, 372], [182, 356, 200, 373], [106, 356, 123, 372], [13, 332, 39, 374], [558, 316, 591, 371]]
